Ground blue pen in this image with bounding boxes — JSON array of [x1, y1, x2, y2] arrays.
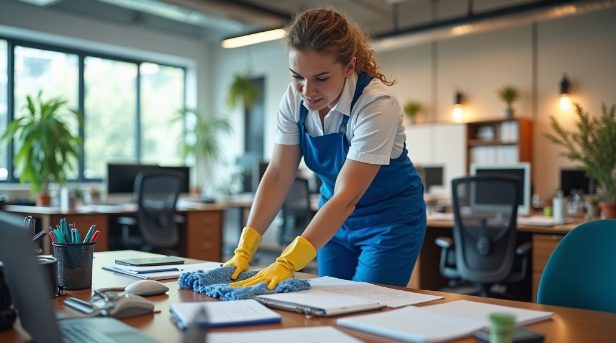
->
[[54, 228, 64, 244], [83, 225, 96, 243], [71, 229, 78, 243]]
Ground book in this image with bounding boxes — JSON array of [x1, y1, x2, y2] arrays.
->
[[169, 299, 282, 331], [337, 300, 553, 342], [102, 261, 219, 280]]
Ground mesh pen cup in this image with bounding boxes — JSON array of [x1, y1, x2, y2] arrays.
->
[[52, 243, 95, 290]]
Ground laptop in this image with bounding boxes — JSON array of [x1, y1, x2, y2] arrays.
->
[[0, 211, 159, 343]]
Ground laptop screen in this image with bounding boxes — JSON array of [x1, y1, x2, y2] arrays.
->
[[0, 211, 62, 343]]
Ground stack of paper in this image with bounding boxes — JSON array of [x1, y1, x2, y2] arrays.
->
[[207, 326, 361, 343], [102, 262, 219, 280], [337, 300, 553, 342], [255, 276, 442, 316], [169, 299, 281, 330]]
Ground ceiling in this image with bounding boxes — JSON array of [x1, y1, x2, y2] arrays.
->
[[10, 0, 616, 46]]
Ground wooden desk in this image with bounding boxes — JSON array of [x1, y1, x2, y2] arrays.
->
[[2, 250, 615, 343], [3, 202, 226, 261], [411, 217, 582, 301]]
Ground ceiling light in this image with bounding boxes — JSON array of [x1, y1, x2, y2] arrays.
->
[[18, 0, 61, 6], [221, 28, 286, 49]]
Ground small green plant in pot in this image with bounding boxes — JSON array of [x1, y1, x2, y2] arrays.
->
[[544, 103, 616, 218], [403, 101, 422, 124], [1, 92, 82, 206], [226, 74, 259, 110], [498, 85, 519, 118]]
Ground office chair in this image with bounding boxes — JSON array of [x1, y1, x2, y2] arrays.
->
[[117, 171, 184, 255], [435, 175, 531, 297], [278, 178, 314, 246], [537, 219, 616, 313]]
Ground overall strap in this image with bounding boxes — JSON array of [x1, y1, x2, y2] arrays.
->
[[340, 73, 373, 135]]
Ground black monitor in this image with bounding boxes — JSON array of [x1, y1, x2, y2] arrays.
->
[[471, 163, 531, 216], [416, 165, 444, 193], [106, 163, 190, 194], [560, 168, 595, 196]]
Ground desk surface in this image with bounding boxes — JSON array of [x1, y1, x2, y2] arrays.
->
[[2, 250, 615, 343]]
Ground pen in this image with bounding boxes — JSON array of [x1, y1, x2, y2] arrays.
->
[[31, 226, 49, 243], [48, 230, 58, 243], [89, 230, 100, 243], [83, 225, 96, 243]]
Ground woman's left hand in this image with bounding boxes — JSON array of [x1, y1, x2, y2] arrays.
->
[[230, 236, 316, 290]]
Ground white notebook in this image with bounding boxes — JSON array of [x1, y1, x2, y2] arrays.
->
[[337, 300, 553, 342], [102, 262, 219, 280], [255, 290, 385, 316], [169, 299, 281, 330]]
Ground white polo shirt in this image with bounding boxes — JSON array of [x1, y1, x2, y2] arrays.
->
[[275, 72, 406, 165]]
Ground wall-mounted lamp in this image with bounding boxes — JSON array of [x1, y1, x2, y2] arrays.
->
[[559, 73, 572, 111], [221, 28, 286, 48], [452, 91, 465, 123]]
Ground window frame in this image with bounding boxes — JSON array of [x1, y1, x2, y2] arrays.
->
[[0, 35, 187, 184]]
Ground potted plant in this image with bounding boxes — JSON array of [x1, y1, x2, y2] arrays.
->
[[544, 103, 616, 218], [173, 107, 232, 195], [226, 74, 259, 110], [498, 85, 520, 118], [1, 92, 82, 206], [403, 101, 422, 124]]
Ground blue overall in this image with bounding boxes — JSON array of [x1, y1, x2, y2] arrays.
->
[[298, 73, 426, 287]]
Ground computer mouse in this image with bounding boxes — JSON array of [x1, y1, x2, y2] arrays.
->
[[124, 280, 169, 296], [108, 294, 155, 319]]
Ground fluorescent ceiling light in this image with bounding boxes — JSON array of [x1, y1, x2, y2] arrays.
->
[[221, 28, 286, 48], [18, 0, 61, 6], [96, 0, 243, 31]]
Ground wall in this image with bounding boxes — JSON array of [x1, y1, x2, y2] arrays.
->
[[213, 7, 616, 200]]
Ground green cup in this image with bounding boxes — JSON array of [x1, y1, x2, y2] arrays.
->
[[489, 312, 516, 343]]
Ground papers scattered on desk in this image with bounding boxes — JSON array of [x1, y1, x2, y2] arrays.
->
[[427, 212, 454, 221], [169, 299, 281, 331], [207, 326, 362, 343], [308, 276, 443, 308], [337, 300, 553, 342], [517, 215, 570, 226], [102, 262, 219, 280], [255, 277, 442, 316]]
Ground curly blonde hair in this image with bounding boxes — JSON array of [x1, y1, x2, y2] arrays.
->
[[285, 7, 394, 86]]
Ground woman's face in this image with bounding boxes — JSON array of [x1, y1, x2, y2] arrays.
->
[[289, 49, 355, 114]]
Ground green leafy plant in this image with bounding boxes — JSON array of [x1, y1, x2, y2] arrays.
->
[[173, 107, 233, 165], [498, 85, 520, 108], [1, 92, 82, 196], [544, 103, 616, 203], [226, 74, 259, 109], [403, 101, 422, 120]]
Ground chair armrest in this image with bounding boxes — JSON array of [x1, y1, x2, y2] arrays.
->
[[117, 216, 137, 226], [435, 236, 453, 249], [516, 241, 532, 255]]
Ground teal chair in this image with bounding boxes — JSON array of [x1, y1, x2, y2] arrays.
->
[[537, 219, 616, 313]]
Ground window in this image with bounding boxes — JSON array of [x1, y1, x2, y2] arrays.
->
[[84, 57, 138, 179], [0, 40, 7, 181], [14, 46, 79, 180], [140, 63, 184, 165]]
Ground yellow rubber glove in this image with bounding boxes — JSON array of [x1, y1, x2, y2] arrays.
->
[[223, 226, 262, 280], [230, 236, 316, 290]]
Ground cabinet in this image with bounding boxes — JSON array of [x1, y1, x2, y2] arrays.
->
[[465, 118, 533, 173], [532, 234, 563, 301]]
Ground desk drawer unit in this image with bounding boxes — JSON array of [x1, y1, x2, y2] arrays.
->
[[532, 234, 563, 301], [186, 210, 223, 261]]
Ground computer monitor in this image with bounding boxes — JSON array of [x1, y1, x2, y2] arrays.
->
[[470, 162, 531, 216], [106, 163, 159, 194], [560, 168, 595, 196]]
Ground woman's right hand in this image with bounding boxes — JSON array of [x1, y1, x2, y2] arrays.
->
[[223, 226, 262, 280]]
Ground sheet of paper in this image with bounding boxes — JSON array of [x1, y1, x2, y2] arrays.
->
[[517, 215, 570, 226], [102, 262, 219, 280], [256, 290, 383, 316], [425, 300, 554, 326], [307, 276, 442, 307], [337, 306, 485, 343], [208, 326, 362, 343], [170, 299, 281, 330]]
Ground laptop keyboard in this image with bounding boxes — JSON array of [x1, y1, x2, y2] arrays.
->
[[60, 324, 116, 343]]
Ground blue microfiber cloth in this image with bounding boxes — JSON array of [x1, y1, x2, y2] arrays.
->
[[179, 266, 311, 301]]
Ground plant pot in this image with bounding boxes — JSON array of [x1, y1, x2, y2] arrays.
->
[[599, 201, 616, 219], [504, 107, 515, 119], [36, 192, 52, 207]]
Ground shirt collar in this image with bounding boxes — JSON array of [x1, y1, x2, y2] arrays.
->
[[329, 72, 358, 117]]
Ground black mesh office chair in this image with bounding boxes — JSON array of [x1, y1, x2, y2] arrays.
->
[[278, 178, 314, 246], [435, 175, 531, 297], [117, 171, 184, 255]]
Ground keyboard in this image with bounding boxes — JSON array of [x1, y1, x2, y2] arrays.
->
[[60, 323, 115, 343]]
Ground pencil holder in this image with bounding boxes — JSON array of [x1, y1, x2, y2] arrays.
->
[[52, 243, 95, 290]]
